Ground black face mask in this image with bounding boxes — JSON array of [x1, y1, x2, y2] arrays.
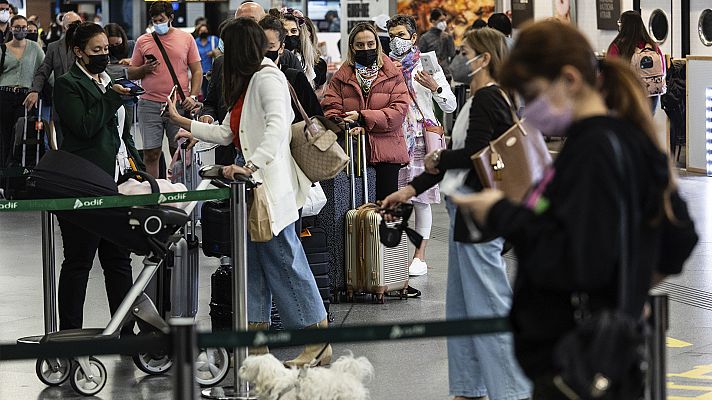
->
[[265, 50, 279, 63], [199, 31, 208, 40], [26, 32, 38, 42], [353, 48, 378, 66], [284, 35, 300, 52], [83, 53, 110, 74], [109, 45, 125, 60]]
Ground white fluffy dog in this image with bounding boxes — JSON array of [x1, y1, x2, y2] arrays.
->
[[238, 352, 374, 400]]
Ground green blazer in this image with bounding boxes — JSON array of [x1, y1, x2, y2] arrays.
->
[[54, 63, 145, 177]]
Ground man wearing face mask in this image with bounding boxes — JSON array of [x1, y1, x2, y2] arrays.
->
[[24, 12, 81, 145], [0, 14, 45, 178], [0, 1, 10, 43], [418, 8, 456, 81], [128, 1, 203, 179]]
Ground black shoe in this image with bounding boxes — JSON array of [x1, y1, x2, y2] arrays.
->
[[406, 285, 421, 298]]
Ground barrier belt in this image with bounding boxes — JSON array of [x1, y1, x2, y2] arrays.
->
[[0, 318, 509, 361], [0, 188, 230, 213]]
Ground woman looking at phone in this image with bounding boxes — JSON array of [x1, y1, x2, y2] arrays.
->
[[382, 28, 532, 400], [53, 22, 145, 336], [166, 17, 331, 367]]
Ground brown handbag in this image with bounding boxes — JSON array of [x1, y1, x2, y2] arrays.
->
[[248, 184, 273, 242], [470, 89, 552, 202], [287, 84, 350, 183]]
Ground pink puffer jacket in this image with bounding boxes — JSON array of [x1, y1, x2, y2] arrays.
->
[[321, 57, 410, 164]]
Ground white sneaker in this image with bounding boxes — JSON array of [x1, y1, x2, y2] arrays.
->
[[409, 258, 428, 276]]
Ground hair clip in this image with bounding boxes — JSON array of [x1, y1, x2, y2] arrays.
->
[[280, 7, 305, 26]]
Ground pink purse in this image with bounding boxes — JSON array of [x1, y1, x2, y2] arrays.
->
[[408, 90, 447, 153]]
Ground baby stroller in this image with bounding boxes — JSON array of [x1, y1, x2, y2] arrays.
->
[[25, 150, 228, 396]]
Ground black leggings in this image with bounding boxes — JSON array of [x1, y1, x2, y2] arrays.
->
[[373, 163, 402, 201]]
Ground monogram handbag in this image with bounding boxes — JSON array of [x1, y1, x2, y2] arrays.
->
[[470, 89, 552, 202], [287, 84, 349, 183]]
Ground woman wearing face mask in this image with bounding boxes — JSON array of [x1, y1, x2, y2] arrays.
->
[[382, 27, 532, 400], [168, 17, 330, 367], [386, 14, 456, 277], [322, 22, 414, 296], [453, 21, 697, 398], [280, 9, 325, 89], [194, 23, 219, 98], [322, 23, 409, 203], [0, 15, 44, 173], [104, 23, 134, 69], [52, 22, 145, 336]]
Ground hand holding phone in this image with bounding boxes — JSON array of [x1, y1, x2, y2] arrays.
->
[[420, 53, 439, 75], [114, 78, 145, 96], [161, 85, 178, 117], [145, 54, 157, 62]]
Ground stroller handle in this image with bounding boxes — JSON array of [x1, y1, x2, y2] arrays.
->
[[132, 171, 161, 195]]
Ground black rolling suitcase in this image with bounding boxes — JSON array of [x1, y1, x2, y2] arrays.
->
[[301, 215, 331, 312], [5, 101, 48, 199]]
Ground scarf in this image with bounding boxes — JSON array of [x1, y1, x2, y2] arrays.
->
[[354, 62, 379, 96], [391, 47, 420, 94]]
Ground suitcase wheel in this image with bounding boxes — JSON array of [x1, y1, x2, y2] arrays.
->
[[374, 293, 384, 304]]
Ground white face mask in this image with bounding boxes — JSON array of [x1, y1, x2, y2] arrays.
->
[[0, 10, 10, 24], [436, 21, 447, 31], [466, 54, 484, 77]]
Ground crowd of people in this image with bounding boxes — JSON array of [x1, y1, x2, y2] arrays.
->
[[0, 1, 699, 398]]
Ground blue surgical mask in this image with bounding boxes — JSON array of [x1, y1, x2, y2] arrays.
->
[[154, 21, 170, 36], [217, 38, 224, 53]]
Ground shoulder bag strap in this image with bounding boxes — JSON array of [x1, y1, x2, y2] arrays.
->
[[151, 32, 186, 101], [606, 132, 633, 315], [258, 64, 313, 131], [495, 87, 520, 124], [0, 44, 6, 77]]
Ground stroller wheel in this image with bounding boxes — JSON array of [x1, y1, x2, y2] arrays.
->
[[133, 352, 173, 375], [36, 358, 71, 386], [69, 357, 107, 396], [195, 347, 230, 387]]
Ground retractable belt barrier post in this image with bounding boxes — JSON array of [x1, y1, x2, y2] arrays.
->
[[202, 179, 255, 399], [649, 294, 668, 400], [171, 318, 198, 400]]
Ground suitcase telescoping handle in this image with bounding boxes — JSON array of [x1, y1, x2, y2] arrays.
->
[[346, 121, 368, 209], [180, 140, 196, 239], [36, 99, 42, 165]]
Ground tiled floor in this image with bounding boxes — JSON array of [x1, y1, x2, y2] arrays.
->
[[1, 174, 711, 399]]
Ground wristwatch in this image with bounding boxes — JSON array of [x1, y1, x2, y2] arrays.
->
[[190, 95, 198, 101], [432, 149, 443, 164], [244, 160, 259, 173], [435, 87, 443, 94]]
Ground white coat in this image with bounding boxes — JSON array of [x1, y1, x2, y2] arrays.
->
[[412, 51, 457, 118], [190, 58, 311, 235]]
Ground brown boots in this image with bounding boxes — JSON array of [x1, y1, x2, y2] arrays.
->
[[284, 318, 333, 367]]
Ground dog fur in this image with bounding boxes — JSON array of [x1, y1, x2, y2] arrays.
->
[[239, 352, 374, 400]]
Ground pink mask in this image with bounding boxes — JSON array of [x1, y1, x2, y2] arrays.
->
[[522, 92, 573, 137]]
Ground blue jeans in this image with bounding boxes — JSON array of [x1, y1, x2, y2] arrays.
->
[[235, 152, 326, 328], [445, 199, 532, 399]]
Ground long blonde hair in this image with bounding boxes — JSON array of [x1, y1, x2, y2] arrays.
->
[[345, 22, 384, 68]]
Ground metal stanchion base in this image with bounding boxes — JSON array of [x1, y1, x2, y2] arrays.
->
[[17, 335, 44, 345], [201, 386, 257, 399]]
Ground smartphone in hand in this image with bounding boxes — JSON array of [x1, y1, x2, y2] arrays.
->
[[145, 54, 157, 63], [420, 53, 440, 75], [114, 78, 145, 96], [160, 85, 178, 117]]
